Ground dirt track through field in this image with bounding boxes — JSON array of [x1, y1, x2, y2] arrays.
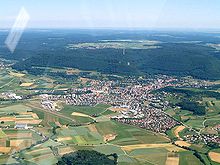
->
[[26, 103, 74, 123]]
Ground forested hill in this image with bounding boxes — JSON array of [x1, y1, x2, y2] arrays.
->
[[2, 29, 220, 80], [12, 43, 220, 80]]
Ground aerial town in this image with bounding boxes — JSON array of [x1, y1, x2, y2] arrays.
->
[[38, 75, 219, 144], [0, 59, 219, 164]]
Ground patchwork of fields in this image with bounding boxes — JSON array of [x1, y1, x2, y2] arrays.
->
[[0, 67, 219, 165], [0, 102, 194, 165]]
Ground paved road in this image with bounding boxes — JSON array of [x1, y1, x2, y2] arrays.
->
[[26, 103, 75, 123], [0, 78, 15, 89]]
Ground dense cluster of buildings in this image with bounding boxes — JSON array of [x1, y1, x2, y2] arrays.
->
[[112, 108, 177, 133], [185, 134, 220, 144], [40, 94, 60, 111], [63, 75, 189, 133], [39, 75, 212, 135], [1, 92, 22, 100]]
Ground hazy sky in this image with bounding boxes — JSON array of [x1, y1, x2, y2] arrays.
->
[[1, 0, 220, 29]]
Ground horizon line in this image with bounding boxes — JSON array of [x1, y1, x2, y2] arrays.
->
[[1, 27, 220, 32]]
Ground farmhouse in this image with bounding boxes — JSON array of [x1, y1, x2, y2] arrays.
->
[[14, 123, 28, 129]]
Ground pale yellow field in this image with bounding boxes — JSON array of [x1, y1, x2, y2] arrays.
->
[[108, 107, 129, 112], [174, 126, 185, 139], [31, 113, 39, 119], [0, 117, 16, 122], [0, 147, 11, 153], [73, 136, 85, 144], [175, 141, 191, 147], [9, 71, 25, 77], [0, 114, 41, 126], [57, 88, 69, 91], [71, 112, 94, 119], [121, 143, 185, 152], [57, 137, 72, 142], [10, 139, 24, 147], [7, 132, 32, 138], [166, 157, 179, 165], [58, 147, 74, 156], [209, 152, 220, 163], [20, 112, 39, 119], [20, 83, 34, 87], [15, 119, 42, 125]]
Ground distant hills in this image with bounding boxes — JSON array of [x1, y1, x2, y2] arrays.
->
[[2, 30, 220, 80], [12, 43, 220, 80]]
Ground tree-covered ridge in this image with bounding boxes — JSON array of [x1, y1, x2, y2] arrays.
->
[[12, 43, 220, 80], [57, 150, 118, 165]]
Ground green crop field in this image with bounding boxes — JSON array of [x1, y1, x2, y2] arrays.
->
[[204, 118, 220, 127], [54, 118, 171, 164], [25, 148, 52, 158], [56, 126, 104, 145], [25, 153, 58, 165], [129, 148, 168, 165], [93, 145, 125, 155], [67, 40, 160, 50], [117, 155, 139, 165], [185, 118, 204, 129], [95, 121, 170, 145], [179, 151, 202, 165], [0, 130, 7, 138], [0, 155, 18, 165], [0, 104, 32, 113], [72, 116, 94, 124]]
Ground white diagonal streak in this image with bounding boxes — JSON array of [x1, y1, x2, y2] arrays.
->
[[5, 7, 30, 53]]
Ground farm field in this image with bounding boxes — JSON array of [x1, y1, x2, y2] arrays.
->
[[0, 91, 215, 164], [208, 149, 220, 164], [52, 117, 187, 164], [163, 90, 220, 165], [67, 40, 160, 50], [0, 94, 178, 164], [179, 151, 202, 165]]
